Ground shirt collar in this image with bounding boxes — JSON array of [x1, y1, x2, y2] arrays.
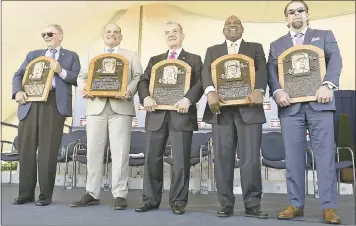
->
[[226, 38, 242, 48], [104, 45, 120, 53], [168, 47, 183, 57], [290, 26, 308, 38], [47, 46, 61, 53]]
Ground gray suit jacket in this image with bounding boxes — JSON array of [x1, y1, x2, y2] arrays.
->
[[267, 28, 343, 117], [201, 40, 267, 124], [12, 48, 80, 120], [137, 49, 203, 131], [77, 46, 143, 117]]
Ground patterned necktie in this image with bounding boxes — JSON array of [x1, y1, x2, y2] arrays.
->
[[169, 51, 176, 59], [108, 48, 114, 53], [231, 42, 237, 54], [294, 33, 304, 46], [49, 49, 57, 88], [50, 49, 57, 59]]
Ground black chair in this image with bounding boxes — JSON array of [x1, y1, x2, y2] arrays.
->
[[164, 132, 212, 193], [1, 136, 19, 183], [261, 132, 286, 180], [128, 131, 147, 178], [57, 133, 81, 188]]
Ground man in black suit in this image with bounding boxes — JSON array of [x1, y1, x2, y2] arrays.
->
[[202, 15, 268, 218], [135, 21, 203, 215]]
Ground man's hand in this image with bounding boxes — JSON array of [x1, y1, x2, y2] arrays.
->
[[81, 87, 94, 99], [175, 97, 191, 114], [246, 89, 264, 106], [315, 85, 333, 104], [15, 91, 28, 105], [143, 96, 157, 112], [274, 90, 291, 107], [115, 90, 133, 100], [207, 91, 225, 114], [50, 60, 62, 74]]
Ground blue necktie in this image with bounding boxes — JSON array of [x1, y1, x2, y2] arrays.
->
[[50, 49, 57, 88]]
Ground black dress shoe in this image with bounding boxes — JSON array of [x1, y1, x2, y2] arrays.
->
[[113, 197, 127, 210], [217, 206, 234, 217], [135, 201, 159, 212], [245, 206, 268, 219], [35, 198, 51, 206], [70, 193, 100, 207], [12, 197, 34, 205], [172, 203, 185, 215]]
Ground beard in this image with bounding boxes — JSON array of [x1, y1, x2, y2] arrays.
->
[[291, 20, 304, 29]]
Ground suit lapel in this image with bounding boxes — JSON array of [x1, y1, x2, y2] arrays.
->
[[303, 27, 314, 45], [238, 40, 248, 55], [57, 47, 65, 65], [282, 33, 294, 49], [219, 41, 228, 56], [177, 49, 187, 61]]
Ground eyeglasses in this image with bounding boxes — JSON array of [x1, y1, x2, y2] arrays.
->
[[41, 32, 57, 38], [288, 7, 306, 15]]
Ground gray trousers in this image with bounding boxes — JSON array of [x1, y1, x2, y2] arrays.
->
[[142, 113, 193, 207], [213, 110, 262, 208], [280, 103, 338, 210]]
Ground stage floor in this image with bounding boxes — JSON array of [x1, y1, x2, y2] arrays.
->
[[1, 184, 355, 226]]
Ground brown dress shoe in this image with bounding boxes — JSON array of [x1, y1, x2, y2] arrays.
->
[[323, 208, 341, 224], [278, 206, 304, 220]]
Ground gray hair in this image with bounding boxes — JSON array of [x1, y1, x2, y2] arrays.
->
[[165, 21, 183, 33], [44, 24, 63, 35]]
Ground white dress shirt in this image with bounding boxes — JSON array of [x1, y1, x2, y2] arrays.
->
[[204, 38, 242, 95], [46, 46, 67, 88], [104, 45, 120, 54]]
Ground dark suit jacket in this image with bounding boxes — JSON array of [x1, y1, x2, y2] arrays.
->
[[137, 49, 203, 131], [267, 28, 342, 117], [12, 48, 81, 120], [201, 40, 267, 124]]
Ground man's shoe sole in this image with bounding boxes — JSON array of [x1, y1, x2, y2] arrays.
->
[[70, 200, 100, 207]]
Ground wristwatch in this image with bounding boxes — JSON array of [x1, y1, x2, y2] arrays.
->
[[255, 88, 265, 94], [323, 83, 333, 90]]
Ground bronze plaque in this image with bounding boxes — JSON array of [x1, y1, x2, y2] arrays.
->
[[86, 53, 129, 97], [149, 59, 191, 110], [22, 56, 54, 102], [278, 45, 326, 103], [211, 54, 255, 106]]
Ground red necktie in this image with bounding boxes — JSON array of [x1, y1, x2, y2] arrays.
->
[[169, 51, 176, 59]]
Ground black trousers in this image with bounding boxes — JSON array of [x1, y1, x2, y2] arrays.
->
[[17, 91, 65, 200]]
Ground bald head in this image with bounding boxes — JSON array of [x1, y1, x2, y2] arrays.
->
[[223, 15, 244, 42], [102, 23, 122, 48]]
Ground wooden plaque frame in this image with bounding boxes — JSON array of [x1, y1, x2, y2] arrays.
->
[[278, 45, 326, 103], [86, 53, 129, 97], [22, 56, 55, 102], [211, 54, 255, 106], [149, 59, 191, 110]]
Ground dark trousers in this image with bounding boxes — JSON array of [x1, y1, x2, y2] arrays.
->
[[213, 110, 263, 208], [142, 113, 193, 207], [17, 91, 65, 200]]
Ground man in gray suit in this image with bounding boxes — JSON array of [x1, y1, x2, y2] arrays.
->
[[267, 1, 342, 224], [135, 21, 203, 215], [12, 24, 81, 206], [71, 23, 143, 210], [202, 15, 268, 219]]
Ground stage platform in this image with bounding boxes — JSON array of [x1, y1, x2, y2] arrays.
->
[[1, 184, 354, 226]]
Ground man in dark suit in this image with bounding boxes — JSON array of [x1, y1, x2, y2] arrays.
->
[[202, 15, 268, 219], [135, 21, 203, 215], [267, 1, 342, 224], [12, 24, 80, 206]]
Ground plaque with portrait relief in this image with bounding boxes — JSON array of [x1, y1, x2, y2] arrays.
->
[[149, 59, 191, 110], [22, 56, 55, 102], [211, 54, 255, 106], [278, 45, 326, 103], [86, 53, 129, 97]]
